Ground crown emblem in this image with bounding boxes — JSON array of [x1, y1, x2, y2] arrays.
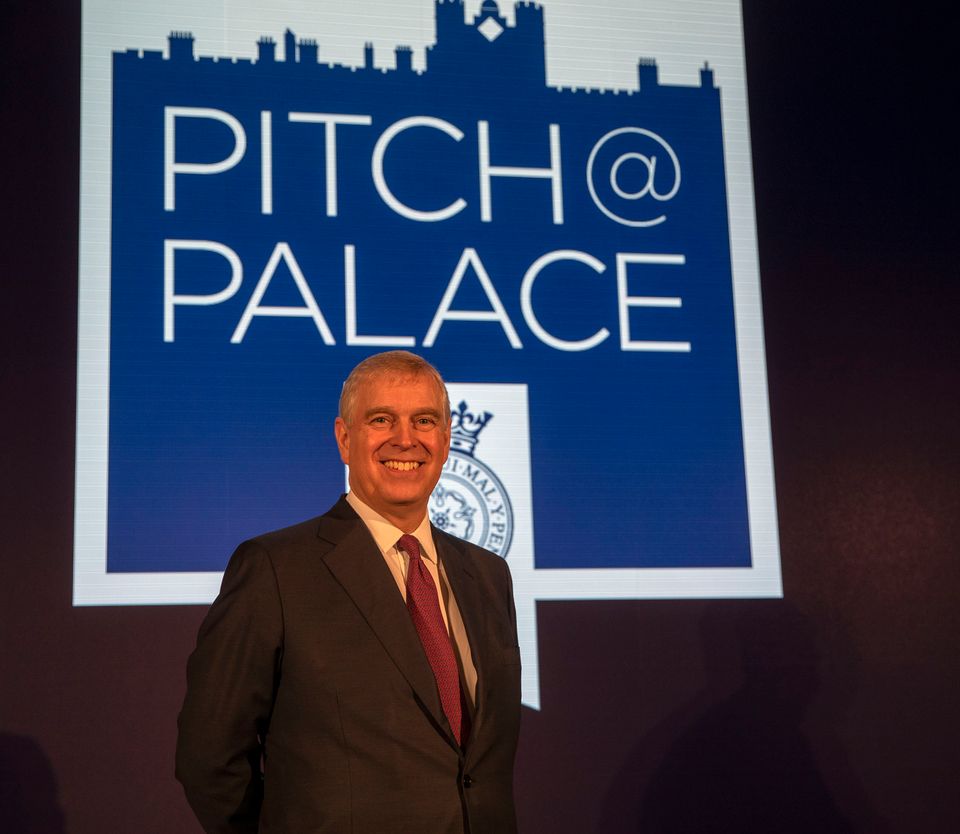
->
[[449, 400, 493, 456]]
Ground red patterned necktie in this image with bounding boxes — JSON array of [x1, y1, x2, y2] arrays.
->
[[398, 534, 466, 746]]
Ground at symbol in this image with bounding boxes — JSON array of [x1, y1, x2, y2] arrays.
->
[[586, 127, 681, 227]]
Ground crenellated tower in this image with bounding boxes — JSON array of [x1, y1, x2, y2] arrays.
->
[[395, 45, 413, 72], [168, 32, 195, 62], [427, 0, 546, 91], [638, 57, 659, 93], [435, 0, 466, 44], [299, 38, 318, 65], [257, 37, 276, 63]]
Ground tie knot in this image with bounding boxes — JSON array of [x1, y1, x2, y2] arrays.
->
[[398, 534, 422, 563]]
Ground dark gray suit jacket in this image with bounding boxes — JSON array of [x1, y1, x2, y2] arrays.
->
[[176, 497, 521, 833]]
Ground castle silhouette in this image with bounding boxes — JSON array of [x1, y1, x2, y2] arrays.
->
[[116, 0, 717, 100]]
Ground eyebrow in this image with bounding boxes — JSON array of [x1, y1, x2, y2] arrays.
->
[[363, 406, 396, 418], [362, 407, 443, 418]]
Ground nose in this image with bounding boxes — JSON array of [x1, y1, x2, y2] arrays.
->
[[392, 419, 415, 448]]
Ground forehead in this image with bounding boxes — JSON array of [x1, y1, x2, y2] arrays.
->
[[355, 372, 444, 412]]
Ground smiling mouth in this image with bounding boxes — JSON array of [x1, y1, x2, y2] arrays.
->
[[382, 460, 422, 471]]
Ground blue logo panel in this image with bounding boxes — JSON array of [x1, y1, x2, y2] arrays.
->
[[105, 2, 749, 574]]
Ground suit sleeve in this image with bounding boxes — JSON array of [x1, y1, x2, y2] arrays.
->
[[175, 540, 283, 834], [496, 555, 519, 648], [494, 551, 520, 648]]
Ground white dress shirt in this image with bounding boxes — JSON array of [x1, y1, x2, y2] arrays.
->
[[345, 492, 478, 705]]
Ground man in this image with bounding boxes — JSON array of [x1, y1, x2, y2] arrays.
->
[[176, 351, 521, 834]]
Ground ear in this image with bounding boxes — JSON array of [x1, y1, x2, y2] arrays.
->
[[439, 421, 451, 465], [334, 416, 350, 465]]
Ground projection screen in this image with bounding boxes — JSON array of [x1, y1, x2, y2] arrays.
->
[[75, 0, 780, 708]]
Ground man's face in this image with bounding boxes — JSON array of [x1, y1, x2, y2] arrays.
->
[[335, 372, 450, 530]]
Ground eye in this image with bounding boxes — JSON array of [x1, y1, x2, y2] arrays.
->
[[415, 416, 437, 429], [369, 415, 391, 426]]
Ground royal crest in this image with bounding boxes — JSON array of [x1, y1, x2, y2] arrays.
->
[[430, 401, 514, 558]]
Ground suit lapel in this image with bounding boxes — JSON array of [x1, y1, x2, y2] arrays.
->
[[436, 533, 491, 740], [316, 499, 454, 746]]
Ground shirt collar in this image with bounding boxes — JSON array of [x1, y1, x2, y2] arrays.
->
[[345, 492, 438, 564]]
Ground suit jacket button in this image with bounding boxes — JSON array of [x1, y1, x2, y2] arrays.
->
[[462, 775, 473, 788]]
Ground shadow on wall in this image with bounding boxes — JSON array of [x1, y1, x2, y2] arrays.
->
[[0, 733, 67, 833], [600, 600, 888, 833]]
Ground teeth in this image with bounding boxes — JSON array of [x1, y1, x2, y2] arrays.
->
[[383, 460, 421, 471]]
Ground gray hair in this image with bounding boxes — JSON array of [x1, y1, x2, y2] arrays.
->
[[339, 351, 451, 425]]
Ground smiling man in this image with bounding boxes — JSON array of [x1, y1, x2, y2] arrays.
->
[[334, 354, 450, 532], [176, 351, 522, 834]]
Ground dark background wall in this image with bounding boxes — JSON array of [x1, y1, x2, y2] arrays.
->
[[2, 2, 956, 832]]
